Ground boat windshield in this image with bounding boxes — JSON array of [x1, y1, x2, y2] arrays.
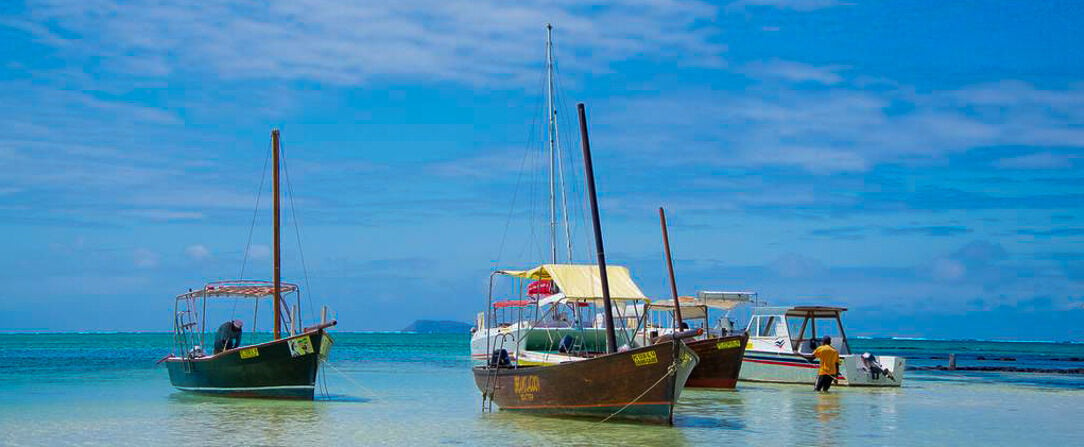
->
[[788, 314, 850, 355]]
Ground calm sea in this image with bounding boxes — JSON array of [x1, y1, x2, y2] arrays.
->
[[1, 333, 1081, 446]]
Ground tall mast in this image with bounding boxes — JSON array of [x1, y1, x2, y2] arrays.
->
[[272, 129, 282, 341], [577, 103, 617, 354], [546, 23, 558, 264], [659, 208, 684, 331]]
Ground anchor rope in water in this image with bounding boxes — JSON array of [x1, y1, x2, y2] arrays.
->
[[598, 361, 677, 424], [321, 360, 383, 401]]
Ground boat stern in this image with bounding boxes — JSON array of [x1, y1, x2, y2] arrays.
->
[[842, 355, 905, 387]]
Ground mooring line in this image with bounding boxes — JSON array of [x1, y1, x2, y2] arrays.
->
[[321, 361, 382, 401], [598, 362, 676, 424]]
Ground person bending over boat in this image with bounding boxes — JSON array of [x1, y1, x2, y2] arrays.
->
[[813, 336, 840, 392], [213, 319, 243, 354]]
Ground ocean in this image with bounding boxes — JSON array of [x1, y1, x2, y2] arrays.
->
[[1, 333, 1080, 446]]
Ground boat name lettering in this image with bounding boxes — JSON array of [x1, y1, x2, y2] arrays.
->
[[514, 375, 540, 401], [239, 348, 259, 359], [716, 339, 741, 350], [632, 350, 659, 367]]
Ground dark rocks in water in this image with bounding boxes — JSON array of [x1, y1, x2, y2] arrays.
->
[[401, 320, 472, 334], [908, 365, 1084, 374], [976, 356, 1016, 361], [1050, 357, 1084, 362]]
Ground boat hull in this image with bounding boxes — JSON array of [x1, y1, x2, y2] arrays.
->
[[739, 349, 904, 387], [473, 341, 698, 424], [164, 329, 330, 399], [684, 333, 748, 388]]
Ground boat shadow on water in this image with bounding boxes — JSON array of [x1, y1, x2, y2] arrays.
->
[[168, 391, 371, 404]]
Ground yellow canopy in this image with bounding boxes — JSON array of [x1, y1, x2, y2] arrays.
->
[[498, 264, 647, 301]]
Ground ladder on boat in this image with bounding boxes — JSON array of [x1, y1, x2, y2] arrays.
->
[[480, 333, 515, 413], [174, 299, 201, 373]]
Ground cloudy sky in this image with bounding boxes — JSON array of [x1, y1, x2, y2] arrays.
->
[[1, 0, 1081, 340]]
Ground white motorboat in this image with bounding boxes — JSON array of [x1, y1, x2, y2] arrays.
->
[[739, 306, 905, 387]]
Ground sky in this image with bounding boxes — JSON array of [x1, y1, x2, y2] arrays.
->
[[0, 0, 1081, 340]]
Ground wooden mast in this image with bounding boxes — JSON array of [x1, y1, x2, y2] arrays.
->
[[659, 207, 684, 331], [577, 103, 618, 354], [272, 129, 282, 340]]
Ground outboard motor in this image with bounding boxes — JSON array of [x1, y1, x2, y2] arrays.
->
[[558, 335, 576, 353], [861, 352, 896, 381], [489, 349, 511, 367]]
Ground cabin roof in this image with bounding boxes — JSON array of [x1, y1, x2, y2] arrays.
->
[[176, 280, 299, 300], [496, 264, 647, 301], [752, 305, 847, 317]]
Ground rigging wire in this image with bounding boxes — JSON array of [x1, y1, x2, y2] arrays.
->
[[232, 137, 272, 320]]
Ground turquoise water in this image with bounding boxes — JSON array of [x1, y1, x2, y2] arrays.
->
[[1, 333, 1081, 446]]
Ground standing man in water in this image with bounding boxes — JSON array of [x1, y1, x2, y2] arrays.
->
[[813, 335, 840, 392], [213, 319, 243, 354]]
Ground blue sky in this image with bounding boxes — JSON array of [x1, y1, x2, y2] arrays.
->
[[1, 0, 1081, 340]]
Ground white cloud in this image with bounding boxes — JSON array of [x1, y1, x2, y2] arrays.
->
[[728, 0, 848, 12], [185, 244, 211, 260], [599, 80, 1084, 174], [930, 258, 966, 281], [122, 209, 206, 221], [19, 0, 725, 86], [995, 152, 1076, 170], [247, 245, 271, 261], [427, 149, 544, 179], [133, 248, 159, 268], [740, 59, 847, 84]]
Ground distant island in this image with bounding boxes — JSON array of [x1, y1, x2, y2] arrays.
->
[[401, 320, 473, 334]]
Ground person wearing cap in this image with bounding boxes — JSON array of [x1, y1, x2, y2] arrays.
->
[[213, 319, 244, 354], [813, 335, 840, 392]]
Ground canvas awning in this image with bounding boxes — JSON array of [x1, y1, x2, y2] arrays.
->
[[648, 298, 708, 319], [498, 264, 647, 302], [176, 280, 299, 300]]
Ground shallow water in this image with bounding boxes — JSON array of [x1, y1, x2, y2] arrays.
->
[[1, 333, 1081, 445]]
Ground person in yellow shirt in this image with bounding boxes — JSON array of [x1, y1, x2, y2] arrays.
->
[[812, 336, 840, 392]]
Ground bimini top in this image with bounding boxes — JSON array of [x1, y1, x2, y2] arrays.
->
[[647, 297, 708, 319], [497, 264, 647, 302], [176, 280, 299, 300], [752, 305, 847, 318]]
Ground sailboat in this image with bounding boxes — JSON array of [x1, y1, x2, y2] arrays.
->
[[160, 129, 337, 399], [641, 211, 750, 389], [473, 103, 699, 424], [469, 24, 612, 359], [640, 295, 751, 389]]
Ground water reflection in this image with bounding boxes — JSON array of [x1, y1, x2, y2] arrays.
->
[[165, 393, 333, 445], [487, 410, 691, 446]]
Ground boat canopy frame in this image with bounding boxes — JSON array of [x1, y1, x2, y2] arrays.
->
[[749, 305, 851, 355], [172, 280, 304, 358]]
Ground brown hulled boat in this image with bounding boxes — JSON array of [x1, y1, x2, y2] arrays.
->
[[683, 333, 749, 388], [474, 340, 697, 422], [650, 209, 752, 389], [472, 103, 699, 424]]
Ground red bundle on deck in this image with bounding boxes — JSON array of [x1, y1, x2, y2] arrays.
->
[[527, 280, 555, 296]]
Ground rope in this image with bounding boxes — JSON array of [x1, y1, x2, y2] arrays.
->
[[232, 138, 272, 319], [321, 360, 383, 400], [598, 362, 677, 424]]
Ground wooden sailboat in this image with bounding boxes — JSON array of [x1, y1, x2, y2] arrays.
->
[[653, 208, 748, 389], [161, 129, 337, 399], [473, 104, 699, 424]]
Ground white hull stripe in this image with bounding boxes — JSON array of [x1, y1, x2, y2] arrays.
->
[[175, 385, 314, 392]]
